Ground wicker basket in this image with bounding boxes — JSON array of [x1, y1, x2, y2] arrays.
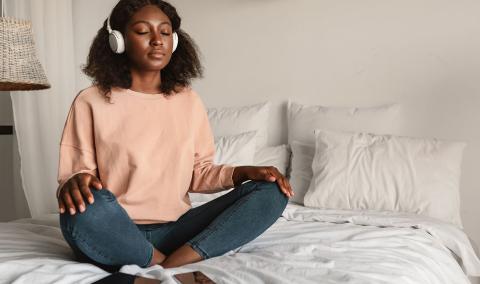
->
[[0, 17, 50, 91]]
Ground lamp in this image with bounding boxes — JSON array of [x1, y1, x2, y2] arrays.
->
[[0, 0, 50, 91]]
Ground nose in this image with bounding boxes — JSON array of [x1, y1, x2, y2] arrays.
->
[[151, 33, 163, 47], [151, 40, 161, 46]]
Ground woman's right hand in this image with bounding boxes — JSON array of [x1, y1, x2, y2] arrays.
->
[[58, 173, 103, 215]]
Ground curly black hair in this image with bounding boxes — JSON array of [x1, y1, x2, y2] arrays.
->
[[82, 0, 203, 100]]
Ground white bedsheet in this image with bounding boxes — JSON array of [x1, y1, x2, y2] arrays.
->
[[1, 202, 479, 284]]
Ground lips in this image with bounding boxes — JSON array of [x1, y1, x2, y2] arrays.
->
[[148, 50, 166, 59]]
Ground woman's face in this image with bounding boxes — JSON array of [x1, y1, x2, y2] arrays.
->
[[124, 5, 174, 71]]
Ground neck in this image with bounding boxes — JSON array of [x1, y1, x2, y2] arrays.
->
[[129, 68, 162, 94]]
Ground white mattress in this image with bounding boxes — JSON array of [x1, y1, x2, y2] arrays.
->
[[1, 202, 479, 284]]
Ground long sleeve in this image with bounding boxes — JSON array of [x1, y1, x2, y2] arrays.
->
[[187, 94, 235, 193], [56, 93, 99, 198]]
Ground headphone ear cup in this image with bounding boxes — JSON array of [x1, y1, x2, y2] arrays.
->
[[109, 30, 125, 54], [172, 32, 178, 52]]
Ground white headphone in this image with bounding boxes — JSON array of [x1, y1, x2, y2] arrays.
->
[[106, 13, 179, 54]]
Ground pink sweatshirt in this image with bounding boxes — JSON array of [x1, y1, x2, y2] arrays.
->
[[56, 85, 236, 224]]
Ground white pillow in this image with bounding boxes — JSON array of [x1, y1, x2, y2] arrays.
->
[[207, 101, 271, 150], [287, 100, 402, 145], [189, 131, 257, 203], [287, 100, 401, 205], [304, 129, 466, 227], [288, 141, 316, 204], [213, 131, 257, 165], [253, 144, 291, 176]]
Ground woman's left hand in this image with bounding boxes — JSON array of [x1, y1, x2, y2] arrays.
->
[[232, 166, 294, 198]]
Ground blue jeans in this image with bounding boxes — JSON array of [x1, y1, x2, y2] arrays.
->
[[59, 180, 288, 273]]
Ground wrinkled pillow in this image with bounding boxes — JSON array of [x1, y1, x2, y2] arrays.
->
[[287, 100, 401, 205], [304, 129, 466, 227], [208, 101, 270, 150], [288, 141, 316, 204], [253, 144, 291, 176]]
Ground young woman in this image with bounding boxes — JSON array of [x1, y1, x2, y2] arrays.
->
[[56, 0, 293, 273]]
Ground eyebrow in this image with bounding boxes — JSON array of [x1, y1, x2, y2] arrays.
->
[[131, 20, 172, 27]]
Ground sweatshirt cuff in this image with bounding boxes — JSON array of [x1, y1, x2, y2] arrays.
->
[[222, 165, 236, 189]]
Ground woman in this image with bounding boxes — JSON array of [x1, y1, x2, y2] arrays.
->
[[56, 0, 293, 272]]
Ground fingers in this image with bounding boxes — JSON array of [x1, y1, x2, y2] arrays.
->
[[57, 173, 104, 216], [266, 166, 294, 198], [61, 187, 76, 215], [264, 167, 277, 182], [278, 177, 292, 198], [266, 171, 276, 182], [284, 177, 294, 197], [90, 176, 103, 190], [277, 168, 294, 197], [70, 182, 86, 214], [57, 198, 65, 214], [277, 181, 288, 197], [79, 178, 95, 205]]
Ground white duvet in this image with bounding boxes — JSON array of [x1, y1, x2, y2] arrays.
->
[[1, 202, 479, 284]]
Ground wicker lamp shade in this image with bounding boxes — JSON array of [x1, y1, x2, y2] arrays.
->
[[0, 17, 50, 91]]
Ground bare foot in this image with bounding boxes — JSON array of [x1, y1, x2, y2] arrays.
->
[[148, 247, 167, 267], [161, 243, 203, 268]]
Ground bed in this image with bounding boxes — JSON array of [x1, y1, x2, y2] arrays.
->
[[1, 201, 479, 283], [3, 100, 480, 283]]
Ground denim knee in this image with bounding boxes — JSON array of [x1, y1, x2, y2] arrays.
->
[[252, 181, 288, 216], [59, 188, 153, 268], [60, 188, 116, 235], [185, 181, 288, 259]]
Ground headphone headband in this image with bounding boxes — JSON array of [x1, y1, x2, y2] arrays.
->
[[106, 15, 113, 33]]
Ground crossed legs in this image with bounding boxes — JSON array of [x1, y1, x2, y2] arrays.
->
[[59, 180, 288, 271]]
